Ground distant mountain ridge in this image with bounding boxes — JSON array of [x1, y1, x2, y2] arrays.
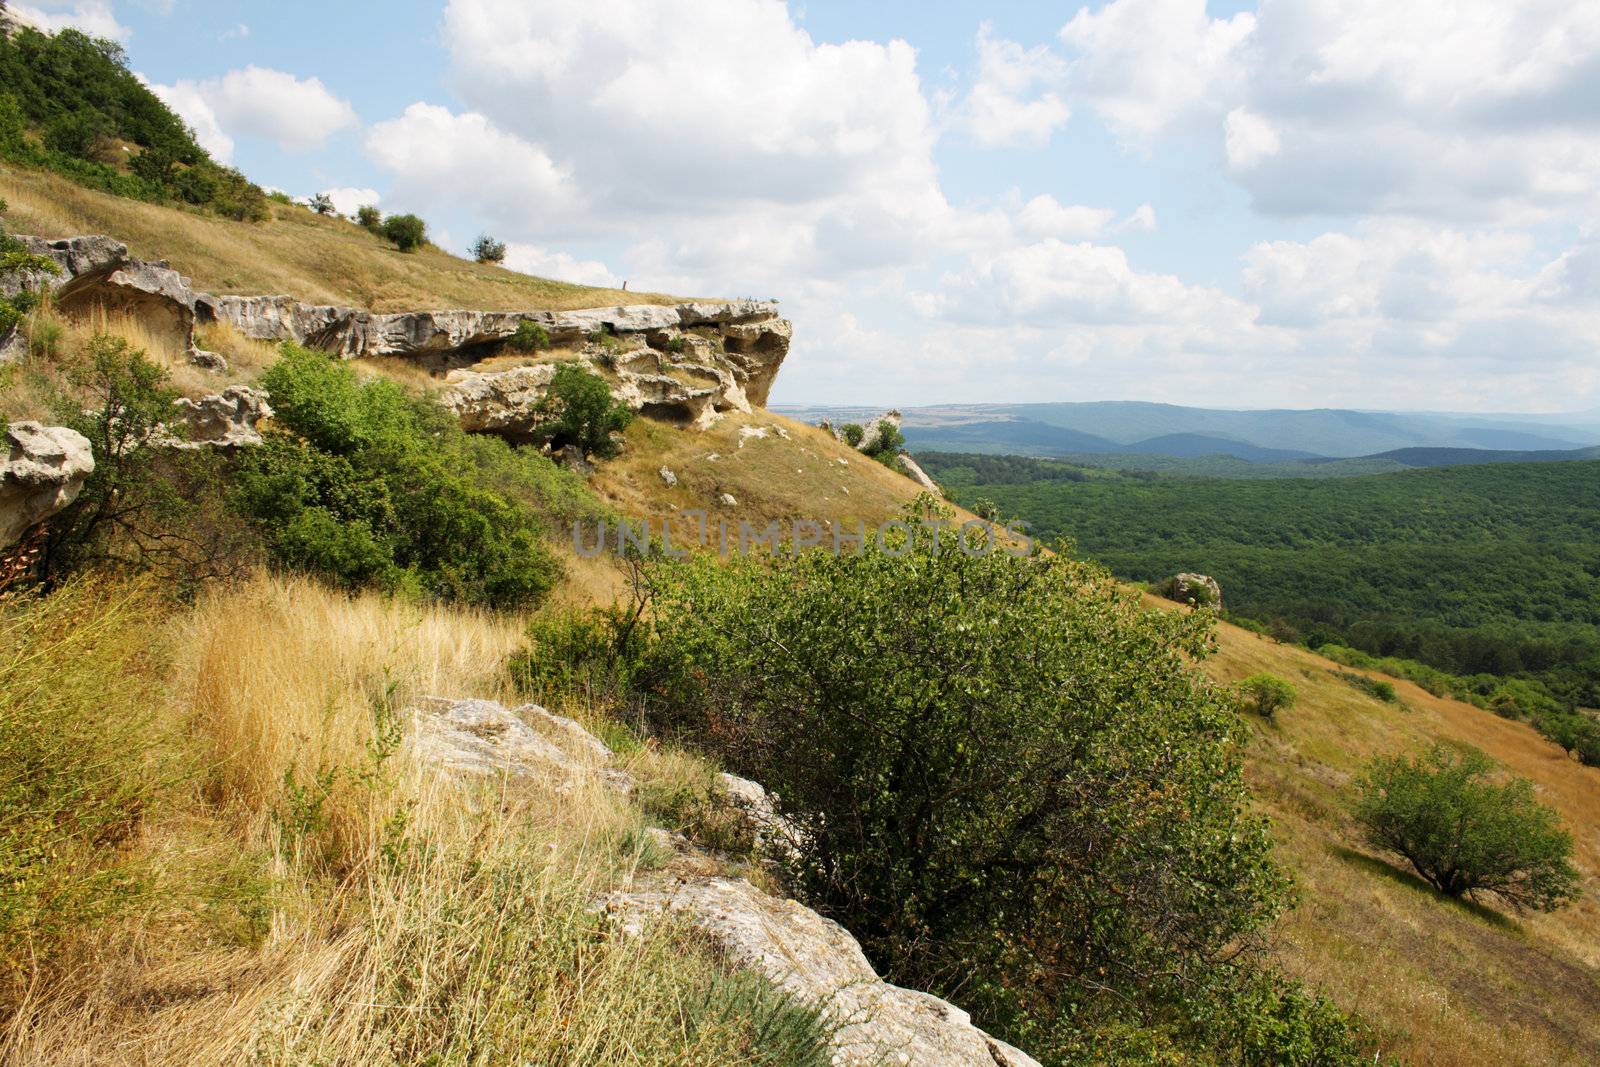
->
[[776, 401, 1600, 465]]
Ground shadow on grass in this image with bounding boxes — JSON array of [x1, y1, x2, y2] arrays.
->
[[1329, 845, 1521, 931]]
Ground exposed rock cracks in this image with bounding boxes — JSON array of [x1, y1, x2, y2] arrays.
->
[[0, 422, 94, 549], [412, 696, 1038, 1067], [17, 233, 792, 438]]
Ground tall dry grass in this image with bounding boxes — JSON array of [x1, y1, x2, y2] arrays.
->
[[2, 573, 830, 1066]]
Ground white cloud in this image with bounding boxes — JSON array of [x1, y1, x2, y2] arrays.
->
[[149, 81, 233, 161], [317, 187, 380, 218], [1058, 0, 1255, 144], [1015, 195, 1115, 240], [365, 104, 574, 226], [1224, 108, 1279, 170], [953, 24, 1070, 148], [1121, 203, 1158, 233], [10, 1, 128, 41], [152, 67, 357, 159], [503, 244, 621, 288]]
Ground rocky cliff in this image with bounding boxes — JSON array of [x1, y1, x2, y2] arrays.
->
[[12, 234, 792, 434]]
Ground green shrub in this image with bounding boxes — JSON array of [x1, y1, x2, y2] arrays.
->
[[1334, 670, 1398, 704], [861, 419, 905, 466], [637, 501, 1367, 1061], [357, 204, 382, 232], [838, 423, 865, 448], [1238, 673, 1297, 720], [380, 213, 428, 252], [1354, 743, 1579, 910], [471, 234, 508, 263], [508, 319, 551, 353], [0, 580, 176, 962], [37, 335, 251, 589], [235, 344, 567, 609], [535, 361, 633, 459]]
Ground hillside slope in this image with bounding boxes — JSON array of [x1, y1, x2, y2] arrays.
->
[[0, 164, 686, 312]]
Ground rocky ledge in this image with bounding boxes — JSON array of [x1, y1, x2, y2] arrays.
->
[[412, 696, 1038, 1067], [13, 234, 792, 434]]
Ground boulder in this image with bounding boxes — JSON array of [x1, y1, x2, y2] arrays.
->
[[598, 877, 1040, 1067], [170, 386, 273, 449], [441, 364, 558, 440], [659, 467, 678, 488], [1, 423, 94, 549], [410, 696, 631, 794], [1166, 572, 1222, 609]]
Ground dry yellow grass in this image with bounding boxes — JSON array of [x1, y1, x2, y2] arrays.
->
[[0, 164, 696, 312], [1, 574, 815, 1066]]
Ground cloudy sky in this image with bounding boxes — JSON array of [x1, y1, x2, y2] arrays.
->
[[16, 0, 1600, 411]]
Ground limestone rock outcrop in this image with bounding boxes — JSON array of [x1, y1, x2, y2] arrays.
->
[[1, 422, 94, 549], [15, 231, 792, 437], [599, 878, 1040, 1067], [897, 453, 943, 497], [1165, 572, 1222, 609], [171, 386, 274, 449], [409, 696, 1036, 1067]]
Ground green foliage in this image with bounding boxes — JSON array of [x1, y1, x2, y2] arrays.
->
[[635, 502, 1368, 1062], [861, 419, 906, 466], [1238, 673, 1297, 720], [1353, 744, 1579, 911], [535, 361, 633, 459], [0, 580, 175, 960], [508, 319, 551, 353], [0, 29, 267, 219], [837, 423, 865, 448], [471, 234, 507, 263], [1334, 671, 1399, 704], [308, 192, 335, 216], [356, 204, 382, 232], [922, 452, 1600, 759], [236, 344, 570, 609], [1, 197, 60, 337], [380, 213, 427, 252], [680, 967, 834, 1066], [38, 335, 249, 588]]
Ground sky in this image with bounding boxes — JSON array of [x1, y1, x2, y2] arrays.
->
[[13, 0, 1600, 412]]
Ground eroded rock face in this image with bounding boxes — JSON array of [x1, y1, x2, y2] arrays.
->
[[599, 878, 1040, 1067], [897, 453, 943, 497], [171, 386, 274, 449], [17, 231, 792, 437], [1, 423, 94, 549]]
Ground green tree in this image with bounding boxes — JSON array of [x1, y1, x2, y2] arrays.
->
[[1237, 673, 1296, 720], [861, 419, 906, 466], [636, 502, 1366, 1061], [1354, 743, 1579, 910], [838, 423, 865, 448], [308, 192, 335, 216], [356, 204, 382, 232], [536, 362, 633, 458], [380, 213, 427, 252], [472, 234, 508, 263], [508, 319, 551, 352]]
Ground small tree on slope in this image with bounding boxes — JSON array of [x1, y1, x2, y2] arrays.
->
[[1354, 743, 1578, 911]]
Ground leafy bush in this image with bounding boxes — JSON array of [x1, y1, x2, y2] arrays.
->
[[36, 335, 251, 589], [471, 234, 508, 263], [1335, 670, 1398, 704], [637, 502, 1369, 1061], [356, 204, 382, 232], [0, 579, 175, 963], [1354, 743, 1579, 910], [508, 319, 551, 353], [535, 361, 633, 459], [861, 419, 906, 466], [1238, 673, 1296, 720], [380, 213, 428, 252], [235, 344, 567, 608], [838, 423, 865, 448]]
